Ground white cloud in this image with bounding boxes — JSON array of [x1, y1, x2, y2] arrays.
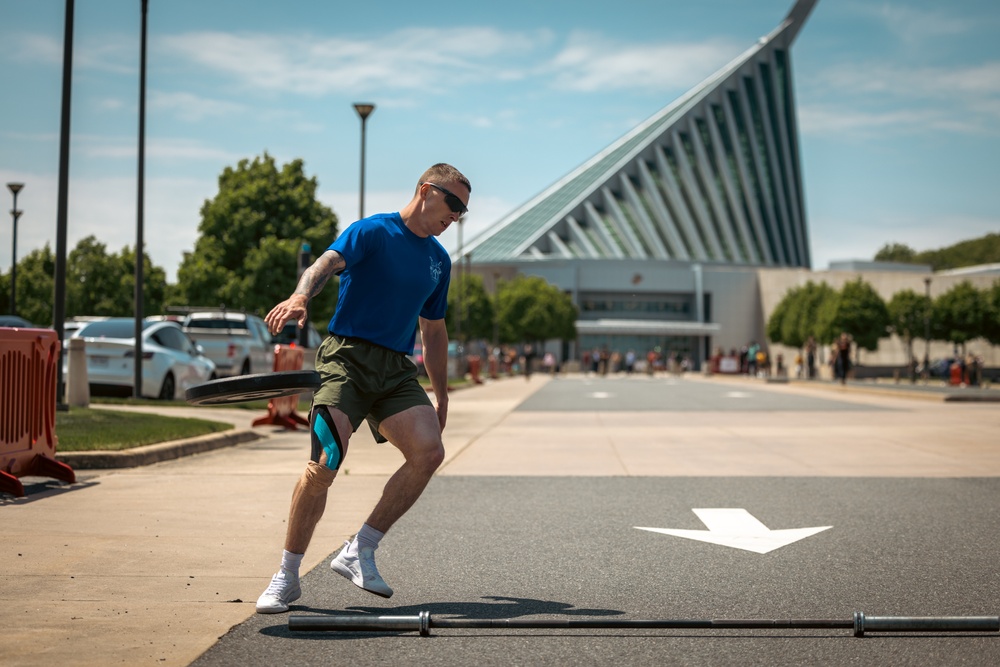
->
[[801, 59, 1000, 137], [150, 91, 247, 122], [76, 135, 240, 162], [157, 27, 551, 96], [544, 32, 739, 93], [12, 32, 135, 74], [864, 4, 977, 43]]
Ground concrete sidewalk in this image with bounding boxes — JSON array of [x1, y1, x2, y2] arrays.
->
[[3, 372, 1000, 666]]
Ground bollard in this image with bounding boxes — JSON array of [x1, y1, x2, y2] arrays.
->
[[67, 337, 90, 408], [252, 345, 309, 430], [468, 355, 482, 384]]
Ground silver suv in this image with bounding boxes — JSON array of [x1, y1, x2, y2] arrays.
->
[[181, 311, 274, 377]]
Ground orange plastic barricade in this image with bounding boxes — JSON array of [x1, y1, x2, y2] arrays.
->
[[0, 327, 76, 497], [253, 344, 310, 430]]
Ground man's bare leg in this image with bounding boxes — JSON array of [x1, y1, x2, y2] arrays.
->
[[329, 405, 444, 598], [366, 404, 445, 532], [285, 406, 353, 553]]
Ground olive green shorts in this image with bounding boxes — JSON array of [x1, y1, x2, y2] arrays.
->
[[312, 334, 431, 443]]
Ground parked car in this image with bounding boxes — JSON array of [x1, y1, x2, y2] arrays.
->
[[69, 318, 216, 399], [181, 311, 274, 377], [271, 321, 325, 371], [0, 315, 38, 328], [927, 357, 959, 378]]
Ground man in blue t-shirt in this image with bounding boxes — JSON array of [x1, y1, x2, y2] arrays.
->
[[256, 163, 471, 613]]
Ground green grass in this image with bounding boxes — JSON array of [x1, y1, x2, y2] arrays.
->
[[55, 407, 232, 452]]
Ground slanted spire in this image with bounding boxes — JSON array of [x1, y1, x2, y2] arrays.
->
[[465, 0, 818, 269]]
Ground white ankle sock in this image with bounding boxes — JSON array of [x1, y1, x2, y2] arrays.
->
[[281, 550, 304, 575], [355, 523, 385, 552]]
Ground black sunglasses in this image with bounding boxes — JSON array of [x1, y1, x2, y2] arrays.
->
[[424, 182, 468, 215]]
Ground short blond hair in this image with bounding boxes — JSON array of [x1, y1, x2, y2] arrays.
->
[[416, 163, 471, 194]]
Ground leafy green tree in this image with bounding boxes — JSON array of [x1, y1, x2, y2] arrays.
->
[[816, 278, 889, 354], [985, 279, 1000, 346], [66, 236, 120, 315], [765, 286, 795, 346], [874, 242, 917, 264], [0, 245, 55, 325], [120, 245, 168, 317], [933, 281, 990, 353], [887, 288, 932, 370], [766, 280, 836, 348], [447, 272, 494, 342], [173, 153, 339, 320], [872, 233, 1000, 270], [495, 275, 577, 344], [64, 236, 166, 317]]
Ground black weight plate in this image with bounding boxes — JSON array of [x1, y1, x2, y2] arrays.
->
[[185, 370, 321, 406]]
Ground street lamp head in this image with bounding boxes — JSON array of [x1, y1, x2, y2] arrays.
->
[[353, 103, 376, 120], [7, 182, 24, 195]]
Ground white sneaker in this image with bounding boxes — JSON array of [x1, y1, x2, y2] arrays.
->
[[330, 541, 393, 598], [255, 569, 301, 614]]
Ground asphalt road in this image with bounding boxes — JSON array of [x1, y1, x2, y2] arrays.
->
[[191, 377, 1000, 667]]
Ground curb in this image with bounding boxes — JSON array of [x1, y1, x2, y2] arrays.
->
[[56, 428, 267, 470]]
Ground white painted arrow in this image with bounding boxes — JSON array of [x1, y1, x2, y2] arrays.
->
[[636, 508, 832, 554]]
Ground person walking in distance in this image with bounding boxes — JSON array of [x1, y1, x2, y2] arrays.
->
[[255, 163, 470, 613]]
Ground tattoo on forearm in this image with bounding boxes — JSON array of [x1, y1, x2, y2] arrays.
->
[[294, 251, 345, 299]]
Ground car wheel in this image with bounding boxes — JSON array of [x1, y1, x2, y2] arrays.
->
[[241, 359, 251, 375], [158, 372, 176, 400]]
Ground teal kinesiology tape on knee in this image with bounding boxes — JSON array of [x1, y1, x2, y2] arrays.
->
[[310, 408, 343, 470]]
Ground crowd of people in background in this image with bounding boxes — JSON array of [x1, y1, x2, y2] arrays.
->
[[468, 333, 985, 387]]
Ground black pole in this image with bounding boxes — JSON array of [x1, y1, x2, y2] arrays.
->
[[358, 114, 367, 220], [7, 184, 22, 316], [133, 0, 148, 398], [53, 0, 75, 406], [288, 612, 1000, 638], [352, 103, 374, 220]]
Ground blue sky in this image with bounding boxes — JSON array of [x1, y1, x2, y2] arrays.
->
[[1, 0, 998, 282]]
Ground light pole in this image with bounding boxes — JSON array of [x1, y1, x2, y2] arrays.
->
[[7, 182, 23, 316], [353, 103, 375, 220], [923, 277, 932, 380], [134, 0, 149, 399]]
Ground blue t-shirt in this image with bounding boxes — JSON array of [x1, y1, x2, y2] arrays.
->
[[327, 212, 451, 354]]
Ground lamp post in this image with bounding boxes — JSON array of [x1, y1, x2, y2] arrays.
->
[[134, 0, 149, 399], [7, 182, 23, 316], [353, 103, 375, 220], [923, 277, 931, 380]]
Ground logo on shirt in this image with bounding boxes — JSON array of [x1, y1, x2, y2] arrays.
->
[[429, 257, 442, 283]]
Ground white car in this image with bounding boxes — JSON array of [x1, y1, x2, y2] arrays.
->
[[70, 318, 217, 400]]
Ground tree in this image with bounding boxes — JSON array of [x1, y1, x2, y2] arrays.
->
[[816, 278, 889, 354], [887, 289, 932, 371], [447, 273, 494, 342], [494, 275, 577, 344], [933, 281, 990, 354], [0, 245, 55, 325], [64, 236, 167, 317], [766, 280, 836, 348], [874, 242, 917, 264], [985, 279, 1000, 346], [174, 153, 339, 320]]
